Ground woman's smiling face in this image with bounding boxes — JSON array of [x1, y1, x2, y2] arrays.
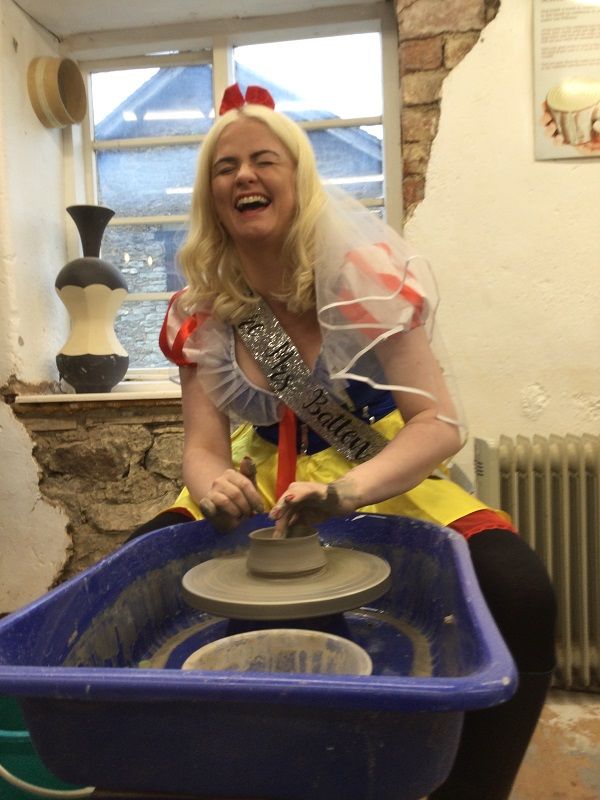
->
[[210, 117, 297, 252]]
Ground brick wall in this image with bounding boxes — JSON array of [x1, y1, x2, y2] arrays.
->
[[396, 0, 500, 218]]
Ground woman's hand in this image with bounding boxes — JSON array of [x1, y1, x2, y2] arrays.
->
[[269, 478, 359, 537], [199, 456, 264, 533]]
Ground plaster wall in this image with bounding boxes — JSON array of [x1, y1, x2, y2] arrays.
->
[[0, 401, 70, 609], [0, 0, 71, 611], [404, 0, 600, 474], [0, 0, 69, 384]]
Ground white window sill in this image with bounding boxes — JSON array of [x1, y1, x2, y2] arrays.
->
[[15, 380, 182, 404]]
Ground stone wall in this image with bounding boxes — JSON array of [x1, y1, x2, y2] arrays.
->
[[396, 0, 500, 218], [12, 399, 184, 582]]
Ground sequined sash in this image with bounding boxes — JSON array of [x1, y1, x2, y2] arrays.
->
[[236, 302, 387, 462]]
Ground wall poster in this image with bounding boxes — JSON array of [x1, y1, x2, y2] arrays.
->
[[534, 0, 600, 159]]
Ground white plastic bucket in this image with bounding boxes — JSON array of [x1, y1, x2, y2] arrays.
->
[[182, 629, 372, 676]]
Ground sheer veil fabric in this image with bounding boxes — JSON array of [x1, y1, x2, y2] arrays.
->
[[161, 185, 466, 442], [315, 187, 466, 439]]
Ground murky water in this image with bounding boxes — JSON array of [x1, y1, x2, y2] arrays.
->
[[61, 549, 433, 678], [136, 607, 433, 677]]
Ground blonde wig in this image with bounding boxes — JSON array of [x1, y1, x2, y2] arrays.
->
[[178, 104, 327, 322]]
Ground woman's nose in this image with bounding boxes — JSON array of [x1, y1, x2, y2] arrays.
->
[[235, 161, 257, 183]]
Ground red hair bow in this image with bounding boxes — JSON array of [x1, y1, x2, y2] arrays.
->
[[218, 83, 276, 116]]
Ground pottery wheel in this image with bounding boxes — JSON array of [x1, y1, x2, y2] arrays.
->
[[182, 547, 391, 620]]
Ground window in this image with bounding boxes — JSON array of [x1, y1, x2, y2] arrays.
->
[[77, 4, 401, 372], [234, 36, 384, 202]]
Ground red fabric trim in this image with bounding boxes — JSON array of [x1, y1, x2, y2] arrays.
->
[[448, 509, 518, 540], [171, 315, 200, 365], [159, 291, 190, 365], [276, 406, 298, 498], [159, 290, 210, 367], [340, 244, 425, 335], [346, 244, 404, 293]]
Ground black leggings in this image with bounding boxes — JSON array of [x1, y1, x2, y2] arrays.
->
[[431, 528, 556, 799], [467, 528, 556, 672]]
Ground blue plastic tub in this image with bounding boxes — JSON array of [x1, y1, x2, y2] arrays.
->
[[0, 695, 87, 798], [0, 514, 516, 800]]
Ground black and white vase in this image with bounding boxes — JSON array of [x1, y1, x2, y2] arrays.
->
[[55, 205, 129, 393]]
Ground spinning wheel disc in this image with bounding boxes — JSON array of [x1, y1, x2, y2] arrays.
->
[[182, 547, 391, 620]]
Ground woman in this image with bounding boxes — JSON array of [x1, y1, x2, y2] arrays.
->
[[142, 84, 555, 799]]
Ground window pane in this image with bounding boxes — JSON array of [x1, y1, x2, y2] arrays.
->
[[101, 224, 187, 294], [234, 34, 382, 120], [307, 127, 382, 200], [116, 300, 171, 369], [96, 144, 198, 217], [86, 31, 390, 376], [369, 206, 385, 221], [92, 64, 214, 140]]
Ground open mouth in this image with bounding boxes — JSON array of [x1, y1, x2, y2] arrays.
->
[[235, 194, 271, 212]]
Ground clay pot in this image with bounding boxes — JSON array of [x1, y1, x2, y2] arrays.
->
[[27, 57, 87, 128], [246, 528, 326, 577]]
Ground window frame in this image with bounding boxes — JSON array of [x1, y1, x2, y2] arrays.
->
[[64, 1, 402, 383]]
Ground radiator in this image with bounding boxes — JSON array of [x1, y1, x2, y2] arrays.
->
[[474, 434, 600, 692]]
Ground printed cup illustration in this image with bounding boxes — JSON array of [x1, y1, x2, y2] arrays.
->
[[546, 78, 600, 145]]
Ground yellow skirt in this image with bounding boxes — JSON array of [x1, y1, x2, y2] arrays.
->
[[170, 411, 491, 527]]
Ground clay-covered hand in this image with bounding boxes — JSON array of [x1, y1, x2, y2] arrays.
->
[[269, 478, 359, 538], [199, 456, 264, 533]]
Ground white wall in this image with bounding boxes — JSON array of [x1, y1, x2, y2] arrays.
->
[[0, 0, 71, 612], [405, 0, 600, 474], [0, 402, 70, 610], [0, 0, 69, 383]]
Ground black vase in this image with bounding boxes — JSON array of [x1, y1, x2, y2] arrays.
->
[[55, 205, 129, 393]]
